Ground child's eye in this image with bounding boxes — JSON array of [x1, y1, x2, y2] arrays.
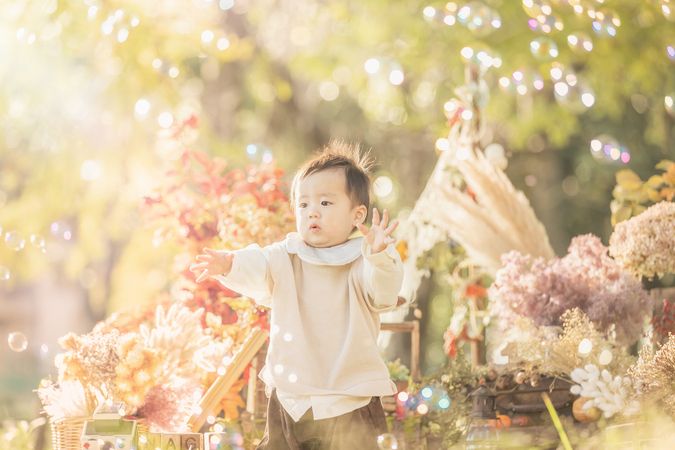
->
[[321, 201, 332, 206], [298, 203, 307, 208]]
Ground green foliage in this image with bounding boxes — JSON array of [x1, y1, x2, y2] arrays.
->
[[610, 159, 675, 225], [0, 418, 48, 450], [408, 351, 475, 447], [386, 358, 411, 381]]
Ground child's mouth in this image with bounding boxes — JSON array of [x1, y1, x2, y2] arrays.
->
[[309, 224, 321, 232]]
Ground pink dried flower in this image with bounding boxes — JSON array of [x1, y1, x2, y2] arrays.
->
[[490, 234, 650, 344], [137, 377, 203, 433], [609, 201, 675, 279]]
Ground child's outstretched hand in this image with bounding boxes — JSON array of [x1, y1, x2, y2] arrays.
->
[[189, 248, 234, 283], [357, 208, 398, 254]]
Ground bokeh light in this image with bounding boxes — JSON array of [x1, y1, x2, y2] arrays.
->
[[589, 135, 630, 164], [590, 9, 621, 37], [666, 94, 675, 116], [567, 32, 593, 52]]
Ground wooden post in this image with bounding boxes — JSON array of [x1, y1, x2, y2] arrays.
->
[[245, 349, 258, 415], [381, 321, 421, 380], [188, 328, 268, 431]]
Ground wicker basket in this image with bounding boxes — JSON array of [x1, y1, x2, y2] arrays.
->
[[50, 417, 87, 450]]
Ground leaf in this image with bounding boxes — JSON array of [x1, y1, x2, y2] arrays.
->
[[655, 160, 674, 171], [632, 205, 646, 217], [615, 170, 643, 191], [664, 165, 675, 185], [646, 175, 664, 188], [217, 378, 247, 421], [661, 187, 675, 202], [612, 205, 633, 226], [647, 188, 662, 203]]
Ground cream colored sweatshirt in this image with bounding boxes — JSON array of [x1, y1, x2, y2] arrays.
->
[[214, 232, 403, 422]]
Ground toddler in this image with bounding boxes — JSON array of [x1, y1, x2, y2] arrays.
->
[[191, 141, 403, 449]]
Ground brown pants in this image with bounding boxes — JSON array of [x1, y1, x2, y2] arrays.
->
[[256, 391, 388, 450]]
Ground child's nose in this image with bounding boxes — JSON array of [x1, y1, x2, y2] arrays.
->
[[309, 209, 320, 219]]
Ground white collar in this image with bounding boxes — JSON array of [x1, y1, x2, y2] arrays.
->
[[284, 232, 363, 266]]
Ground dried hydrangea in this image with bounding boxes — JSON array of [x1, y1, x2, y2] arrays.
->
[[609, 201, 675, 279], [490, 234, 650, 345], [54, 330, 120, 392]]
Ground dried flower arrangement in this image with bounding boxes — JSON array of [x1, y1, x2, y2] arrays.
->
[[490, 234, 650, 345], [38, 116, 295, 432], [609, 201, 675, 279], [629, 335, 675, 419], [497, 309, 635, 377]]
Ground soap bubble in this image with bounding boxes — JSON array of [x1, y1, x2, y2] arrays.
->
[[554, 79, 595, 111], [527, 13, 563, 33], [459, 45, 502, 70], [530, 37, 559, 60], [456, 2, 501, 36], [4, 231, 26, 251], [499, 69, 545, 96], [8, 332, 28, 352], [567, 32, 593, 53], [589, 134, 629, 163], [522, 0, 553, 18], [50, 221, 73, 241], [377, 433, 399, 450], [30, 234, 46, 252]]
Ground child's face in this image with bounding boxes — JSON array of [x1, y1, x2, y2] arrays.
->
[[294, 168, 366, 248]]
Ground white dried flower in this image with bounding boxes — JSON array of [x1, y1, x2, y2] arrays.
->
[[37, 379, 93, 419], [140, 304, 209, 379], [570, 364, 640, 418]]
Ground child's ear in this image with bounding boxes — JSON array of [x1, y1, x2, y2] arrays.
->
[[353, 205, 368, 225]]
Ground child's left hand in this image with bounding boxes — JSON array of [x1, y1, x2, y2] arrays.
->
[[357, 208, 398, 254]]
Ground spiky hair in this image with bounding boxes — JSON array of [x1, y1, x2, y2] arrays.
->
[[291, 139, 374, 209]]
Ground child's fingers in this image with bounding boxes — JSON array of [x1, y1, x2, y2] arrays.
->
[[372, 208, 380, 226], [385, 220, 399, 235], [195, 254, 212, 262], [190, 262, 208, 271], [196, 269, 209, 283], [203, 248, 220, 255], [381, 209, 389, 228]]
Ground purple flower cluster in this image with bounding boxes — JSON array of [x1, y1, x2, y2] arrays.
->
[[490, 234, 650, 344]]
